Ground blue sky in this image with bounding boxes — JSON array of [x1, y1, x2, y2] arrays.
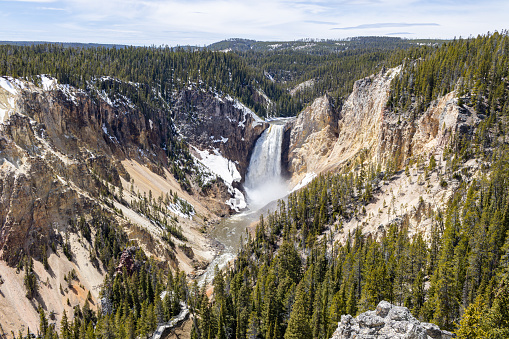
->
[[0, 0, 507, 46]]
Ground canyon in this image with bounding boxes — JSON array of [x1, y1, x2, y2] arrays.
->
[[0, 64, 478, 336]]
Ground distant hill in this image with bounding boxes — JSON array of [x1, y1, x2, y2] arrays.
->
[[0, 40, 128, 49], [207, 36, 447, 54], [0, 36, 447, 53]]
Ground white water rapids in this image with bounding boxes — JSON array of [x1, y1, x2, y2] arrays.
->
[[197, 122, 289, 286]]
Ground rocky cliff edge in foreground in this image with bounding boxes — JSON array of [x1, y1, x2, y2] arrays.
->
[[332, 301, 454, 339]]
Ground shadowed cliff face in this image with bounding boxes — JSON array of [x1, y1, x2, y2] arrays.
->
[[173, 90, 268, 179], [16, 88, 171, 165], [0, 109, 105, 266]]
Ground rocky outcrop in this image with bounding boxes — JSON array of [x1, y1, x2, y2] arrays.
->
[[332, 301, 454, 339], [286, 68, 400, 180], [286, 94, 338, 175], [326, 66, 402, 170], [405, 92, 480, 158], [287, 66, 481, 179], [115, 246, 138, 275], [173, 90, 267, 178]]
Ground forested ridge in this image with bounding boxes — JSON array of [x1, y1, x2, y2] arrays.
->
[[0, 44, 288, 116], [389, 31, 509, 117], [0, 36, 436, 118]]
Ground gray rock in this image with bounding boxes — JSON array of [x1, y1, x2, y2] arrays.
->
[[422, 322, 443, 338], [386, 306, 412, 322], [331, 301, 455, 339], [100, 297, 113, 315], [357, 313, 385, 328], [376, 300, 393, 318]]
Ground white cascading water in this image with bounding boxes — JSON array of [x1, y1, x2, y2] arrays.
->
[[244, 123, 288, 209]]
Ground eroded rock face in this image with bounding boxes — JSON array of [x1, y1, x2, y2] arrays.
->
[[326, 66, 402, 170], [286, 94, 339, 175], [173, 90, 267, 178], [285, 68, 400, 180], [0, 114, 99, 265], [0, 80, 178, 265], [16, 87, 171, 166], [331, 301, 454, 339], [286, 66, 480, 178]]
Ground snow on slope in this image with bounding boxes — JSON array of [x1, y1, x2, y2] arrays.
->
[[192, 146, 247, 211], [291, 172, 317, 192], [0, 77, 19, 95], [0, 75, 87, 123], [0, 77, 20, 123]]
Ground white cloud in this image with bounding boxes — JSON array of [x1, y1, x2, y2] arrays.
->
[[1, 0, 56, 2], [37, 6, 66, 10], [0, 0, 508, 45]]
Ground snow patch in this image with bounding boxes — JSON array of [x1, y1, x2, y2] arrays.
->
[[226, 187, 247, 211], [193, 146, 241, 186], [192, 146, 246, 212], [212, 136, 228, 143], [0, 77, 18, 95], [102, 124, 118, 142], [256, 89, 272, 104], [264, 71, 275, 83], [226, 95, 264, 128], [40, 75, 56, 90], [98, 90, 114, 106], [0, 108, 8, 123], [57, 84, 83, 104], [0, 77, 19, 123], [167, 198, 195, 220], [292, 172, 317, 192]]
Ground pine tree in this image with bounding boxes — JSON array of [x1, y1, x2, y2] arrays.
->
[[246, 311, 260, 339], [486, 279, 509, 338], [216, 303, 226, 339], [61, 310, 71, 339], [284, 283, 311, 339], [455, 296, 488, 339], [38, 306, 48, 338]]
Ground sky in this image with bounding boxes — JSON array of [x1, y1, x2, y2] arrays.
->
[[0, 0, 507, 46]]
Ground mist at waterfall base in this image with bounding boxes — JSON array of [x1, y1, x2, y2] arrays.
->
[[244, 180, 288, 210], [244, 124, 289, 210]]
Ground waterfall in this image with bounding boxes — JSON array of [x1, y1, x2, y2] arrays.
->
[[244, 123, 288, 208]]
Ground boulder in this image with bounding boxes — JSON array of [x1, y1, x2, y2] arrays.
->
[[331, 301, 455, 339]]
